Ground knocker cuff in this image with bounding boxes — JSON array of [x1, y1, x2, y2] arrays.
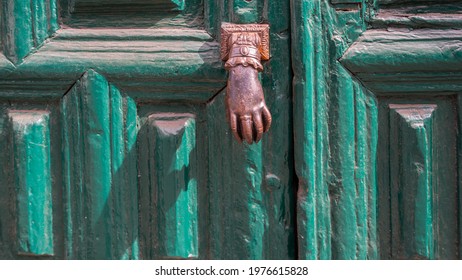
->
[[224, 57, 263, 71], [230, 46, 261, 60], [225, 46, 263, 71]]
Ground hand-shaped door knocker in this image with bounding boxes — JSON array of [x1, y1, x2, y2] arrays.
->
[[221, 23, 272, 144]]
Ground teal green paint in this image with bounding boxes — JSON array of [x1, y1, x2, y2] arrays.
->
[[367, 94, 379, 259], [204, 0, 227, 36], [5, 28, 226, 102], [329, 65, 357, 260], [63, 71, 140, 259], [82, 70, 112, 231], [341, 30, 462, 73], [169, 119, 198, 258], [391, 106, 435, 259], [10, 111, 53, 256], [204, 0, 217, 34], [183, 0, 203, 16], [138, 114, 154, 259], [62, 85, 82, 259], [245, 144, 266, 260], [12, 0, 33, 61], [48, 0, 59, 34], [341, 30, 462, 95], [110, 85, 124, 172], [290, 0, 364, 260], [172, 118, 195, 172], [1, 0, 58, 64], [232, 0, 259, 23], [171, 0, 185, 10], [354, 83, 369, 260], [81, 70, 113, 258], [378, 100, 458, 259], [413, 125, 433, 259], [291, 0, 367, 259], [32, 0, 48, 46], [126, 98, 138, 152], [206, 92, 226, 259], [291, 0, 324, 260], [110, 85, 130, 259], [206, 89, 294, 259], [324, 2, 365, 256], [125, 96, 140, 260], [148, 115, 198, 259], [313, 2, 332, 260], [262, 0, 296, 260], [173, 179, 198, 258], [421, 100, 457, 259], [2, 0, 33, 63]]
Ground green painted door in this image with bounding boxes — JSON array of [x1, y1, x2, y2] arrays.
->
[[0, 0, 460, 260]]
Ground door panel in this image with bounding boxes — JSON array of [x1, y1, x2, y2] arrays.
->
[[378, 98, 459, 259], [137, 103, 206, 259], [11, 109, 54, 256], [0, 101, 63, 259], [61, 71, 139, 259]]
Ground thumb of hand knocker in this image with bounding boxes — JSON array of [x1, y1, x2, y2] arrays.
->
[[221, 23, 272, 144]]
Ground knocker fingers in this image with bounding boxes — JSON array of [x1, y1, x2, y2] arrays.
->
[[229, 112, 242, 143], [253, 111, 264, 143], [229, 109, 269, 144], [240, 115, 254, 144], [262, 106, 272, 132]]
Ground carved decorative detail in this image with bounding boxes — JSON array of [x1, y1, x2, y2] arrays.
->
[[390, 104, 437, 128], [220, 23, 272, 144], [221, 23, 270, 62]]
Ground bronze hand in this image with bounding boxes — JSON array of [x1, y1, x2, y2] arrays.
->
[[221, 24, 272, 144], [226, 65, 271, 143]]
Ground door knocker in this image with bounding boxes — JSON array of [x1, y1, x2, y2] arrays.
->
[[221, 23, 272, 144]]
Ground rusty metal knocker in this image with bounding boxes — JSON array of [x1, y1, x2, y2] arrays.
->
[[221, 23, 272, 144]]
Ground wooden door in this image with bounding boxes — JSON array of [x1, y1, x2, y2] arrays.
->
[[2, 0, 460, 260], [292, 0, 462, 259], [0, 0, 295, 259]]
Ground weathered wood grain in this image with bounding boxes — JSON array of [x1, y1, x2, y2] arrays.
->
[[341, 29, 462, 94], [2, 28, 226, 102], [60, 0, 203, 28], [62, 70, 139, 259], [9, 110, 53, 256], [291, 0, 375, 260], [390, 104, 436, 259], [0, 102, 62, 259], [139, 113, 199, 259], [206, 0, 295, 259], [1, 0, 58, 64], [378, 99, 458, 259]]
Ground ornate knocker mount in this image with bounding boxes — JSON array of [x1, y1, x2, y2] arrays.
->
[[221, 23, 272, 144]]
